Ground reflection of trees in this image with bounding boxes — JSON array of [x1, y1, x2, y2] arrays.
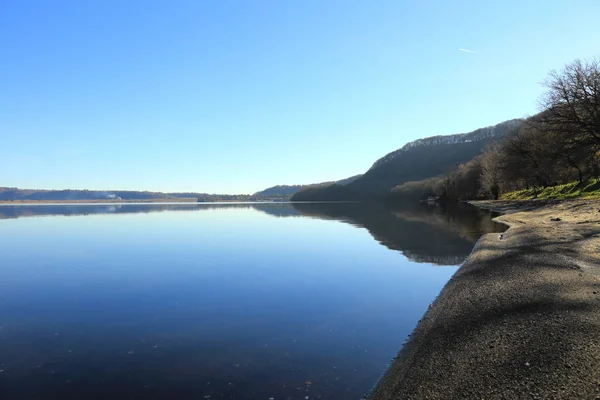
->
[[0, 202, 503, 267], [0, 203, 302, 220], [291, 202, 505, 266], [248, 203, 301, 217], [0, 204, 194, 219], [391, 203, 503, 243]]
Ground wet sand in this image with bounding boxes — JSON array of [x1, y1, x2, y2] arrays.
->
[[370, 199, 600, 399]]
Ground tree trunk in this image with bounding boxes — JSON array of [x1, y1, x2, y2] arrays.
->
[[570, 164, 583, 183]]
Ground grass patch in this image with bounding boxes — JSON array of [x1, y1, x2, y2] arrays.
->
[[500, 180, 600, 200]]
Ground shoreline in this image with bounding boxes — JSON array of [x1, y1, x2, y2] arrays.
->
[[0, 199, 199, 204], [370, 199, 600, 399]]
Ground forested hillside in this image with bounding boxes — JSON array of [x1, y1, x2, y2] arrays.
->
[[292, 119, 522, 201], [393, 57, 600, 202], [294, 56, 600, 203], [254, 185, 304, 196], [254, 174, 362, 197]]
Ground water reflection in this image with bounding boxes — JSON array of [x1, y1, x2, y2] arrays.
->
[[0, 202, 502, 399], [291, 202, 505, 265], [0, 203, 302, 219], [0, 202, 504, 266]]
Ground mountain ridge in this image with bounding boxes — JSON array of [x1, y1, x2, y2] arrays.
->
[[370, 119, 523, 171], [292, 118, 524, 201], [0, 173, 364, 202], [0, 187, 253, 202], [253, 174, 362, 197]]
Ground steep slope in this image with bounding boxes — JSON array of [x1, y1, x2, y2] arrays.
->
[[254, 185, 304, 196], [254, 174, 362, 197], [334, 174, 363, 185], [292, 119, 522, 201]]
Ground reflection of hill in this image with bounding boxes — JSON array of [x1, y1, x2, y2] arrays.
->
[[249, 203, 301, 217], [392, 203, 503, 244], [0, 202, 502, 266], [291, 202, 505, 266], [0, 203, 302, 220], [0, 204, 198, 219]]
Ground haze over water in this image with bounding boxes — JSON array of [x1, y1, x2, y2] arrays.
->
[[0, 203, 503, 399]]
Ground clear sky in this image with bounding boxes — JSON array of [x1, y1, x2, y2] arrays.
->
[[1, 0, 599, 194]]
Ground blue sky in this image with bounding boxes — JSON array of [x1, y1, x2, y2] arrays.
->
[[2, 0, 599, 194]]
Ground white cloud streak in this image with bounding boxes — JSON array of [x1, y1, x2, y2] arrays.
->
[[458, 48, 476, 54]]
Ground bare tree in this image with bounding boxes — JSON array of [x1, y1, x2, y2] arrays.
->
[[479, 144, 504, 199], [454, 158, 483, 200], [539, 57, 600, 152], [441, 171, 457, 200]]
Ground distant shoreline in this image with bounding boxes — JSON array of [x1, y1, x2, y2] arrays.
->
[[0, 199, 361, 205], [370, 199, 600, 399], [0, 199, 200, 204]]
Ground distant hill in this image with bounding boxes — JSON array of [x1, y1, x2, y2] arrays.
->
[[334, 174, 363, 185], [0, 178, 368, 202], [253, 185, 304, 197], [0, 188, 253, 202], [291, 119, 523, 201], [253, 174, 362, 197], [0, 177, 368, 202]]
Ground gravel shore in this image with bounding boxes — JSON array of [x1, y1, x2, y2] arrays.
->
[[370, 199, 600, 400]]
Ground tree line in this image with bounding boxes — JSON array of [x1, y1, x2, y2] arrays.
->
[[393, 56, 600, 201]]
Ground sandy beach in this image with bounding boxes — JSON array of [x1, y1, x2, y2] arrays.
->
[[370, 199, 600, 399]]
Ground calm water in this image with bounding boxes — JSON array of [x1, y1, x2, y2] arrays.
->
[[0, 202, 503, 399]]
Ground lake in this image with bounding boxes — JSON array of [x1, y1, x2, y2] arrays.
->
[[0, 202, 503, 399]]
